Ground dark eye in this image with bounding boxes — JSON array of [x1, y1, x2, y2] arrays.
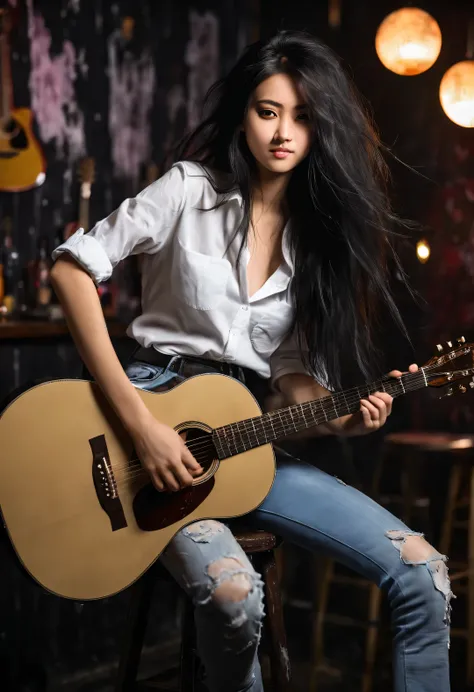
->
[[257, 109, 276, 118], [297, 112, 311, 121]]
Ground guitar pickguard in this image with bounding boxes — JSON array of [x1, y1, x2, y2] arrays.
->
[[133, 478, 215, 531]]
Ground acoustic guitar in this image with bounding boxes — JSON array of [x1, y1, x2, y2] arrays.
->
[[0, 338, 472, 601], [0, 8, 45, 191]]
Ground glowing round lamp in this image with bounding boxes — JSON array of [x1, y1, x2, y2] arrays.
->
[[439, 61, 474, 128], [416, 239, 430, 264], [375, 8, 442, 76]]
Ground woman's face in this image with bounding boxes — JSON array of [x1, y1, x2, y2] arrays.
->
[[242, 72, 313, 177]]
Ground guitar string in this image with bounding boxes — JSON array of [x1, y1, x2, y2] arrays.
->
[[114, 357, 472, 481], [110, 371, 433, 478], [111, 360, 470, 474], [110, 370, 431, 475], [111, 374, 437, 484]]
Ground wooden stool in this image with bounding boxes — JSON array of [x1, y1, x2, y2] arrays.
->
[[376, 431, 474, 687], [115, 530, 290, 692], [310, 558, 382, 692]]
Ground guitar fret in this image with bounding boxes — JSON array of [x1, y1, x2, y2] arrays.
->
[[288, 407, 296, 432]]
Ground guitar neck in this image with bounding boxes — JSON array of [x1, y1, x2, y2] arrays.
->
[[78, 195, 90, 232], [214, 370, 428, 459], [0, 33, 12, 121]]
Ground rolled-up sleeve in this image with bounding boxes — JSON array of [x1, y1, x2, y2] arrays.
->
[[270, 331, 332, 390], [52, 162, 186, 283]]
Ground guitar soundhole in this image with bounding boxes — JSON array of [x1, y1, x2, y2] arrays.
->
[[4, 117, 27, 149], [179, 426, 217, 477], [133, 424, 218, 531]]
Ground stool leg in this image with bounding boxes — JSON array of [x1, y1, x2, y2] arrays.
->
[[371, 444, 389, 501], [115, 570, 155, 692], [180, 595, 197, 692], [310, 558, 334, 692], [468, 466, 474, 686], [400, 456, 418, 527], [362, 585, 382, 692], [439, 462, 463, 556], [257, 550, 291, 692]]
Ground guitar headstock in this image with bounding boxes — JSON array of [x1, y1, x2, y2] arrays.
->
[[78, 157, 95, 200], [421, 336, 474, 397]]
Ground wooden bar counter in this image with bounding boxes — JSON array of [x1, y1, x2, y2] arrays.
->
[[0, 320, 128, 340]]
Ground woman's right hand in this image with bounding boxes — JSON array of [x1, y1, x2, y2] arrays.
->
[[132, 414, 203, 492]]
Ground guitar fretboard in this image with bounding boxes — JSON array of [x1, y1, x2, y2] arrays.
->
[[0, 34, 12, 122], [213, 370, 428, 459]]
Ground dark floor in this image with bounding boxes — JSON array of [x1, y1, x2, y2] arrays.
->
[[45, 597, 470, 692], [2, 542, 470, 691]]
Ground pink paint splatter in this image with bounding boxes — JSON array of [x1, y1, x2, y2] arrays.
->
[[108, 30, 155, 182], [26, 0, 85, 162]]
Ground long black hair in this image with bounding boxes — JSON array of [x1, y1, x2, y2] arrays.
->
[[174, 30, 410, 389]]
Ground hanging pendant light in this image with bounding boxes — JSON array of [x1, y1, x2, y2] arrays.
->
[[375, 7, 442, 76], [439, 21, 474, 128], [416, 238, 430, 264]]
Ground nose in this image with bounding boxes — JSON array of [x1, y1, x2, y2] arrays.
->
[[274, 115, 293, 143]]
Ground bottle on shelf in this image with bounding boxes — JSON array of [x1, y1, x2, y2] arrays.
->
[[1, 217, 20, 316], [48, 227, 65, 321], [35, 235, 52, 312]]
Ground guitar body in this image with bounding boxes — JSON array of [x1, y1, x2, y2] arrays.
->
[[0, 107, 45, 191], [0, 375, 275, 601]]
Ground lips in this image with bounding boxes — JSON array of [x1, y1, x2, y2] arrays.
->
[[271, 149, 293, 159]]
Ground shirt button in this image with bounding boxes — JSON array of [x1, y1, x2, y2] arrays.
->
[[242, 306, 248, 311]]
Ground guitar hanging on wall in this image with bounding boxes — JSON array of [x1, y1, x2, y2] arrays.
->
[[64, 157, 96, 240], [0, 8, 45, 192]]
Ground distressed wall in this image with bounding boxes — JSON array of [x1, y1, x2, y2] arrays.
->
[[0, 1, 258, 689]]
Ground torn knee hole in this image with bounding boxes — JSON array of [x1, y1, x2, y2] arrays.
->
[[183, 520, 225, 543], [208, 557, 253, 604], [386, 531, 440, 563], [386, 529, 455, 628]]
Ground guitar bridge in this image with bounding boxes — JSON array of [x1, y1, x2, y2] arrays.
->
[[89, 435, 127, 531]]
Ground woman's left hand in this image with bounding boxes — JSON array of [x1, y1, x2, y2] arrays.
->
[[340, 363, 419, 436]]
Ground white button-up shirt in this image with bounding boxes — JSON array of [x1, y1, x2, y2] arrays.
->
[[53, 161, 325, 387]]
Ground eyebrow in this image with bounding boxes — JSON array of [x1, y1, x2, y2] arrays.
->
[[256, 98, 308, 111]]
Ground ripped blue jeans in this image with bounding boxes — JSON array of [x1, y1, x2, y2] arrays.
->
[[126, 357, 452, 692]]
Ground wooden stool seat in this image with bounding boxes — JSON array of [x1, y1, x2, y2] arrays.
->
[[115, 528, 289, 692], [233, 529, 280, 552], [385, 431, 474, 453]]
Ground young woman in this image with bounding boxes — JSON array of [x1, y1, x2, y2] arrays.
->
[[51, 31, 452, 692]]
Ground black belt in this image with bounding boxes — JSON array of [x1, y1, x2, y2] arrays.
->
[[133, 346, 244, 379]]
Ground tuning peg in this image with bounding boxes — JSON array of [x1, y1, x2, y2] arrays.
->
[[459, 385, 467, 394], [436, 344, 443, 352], [457, 336, 466, 344], [447, 341, 453, 348]]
